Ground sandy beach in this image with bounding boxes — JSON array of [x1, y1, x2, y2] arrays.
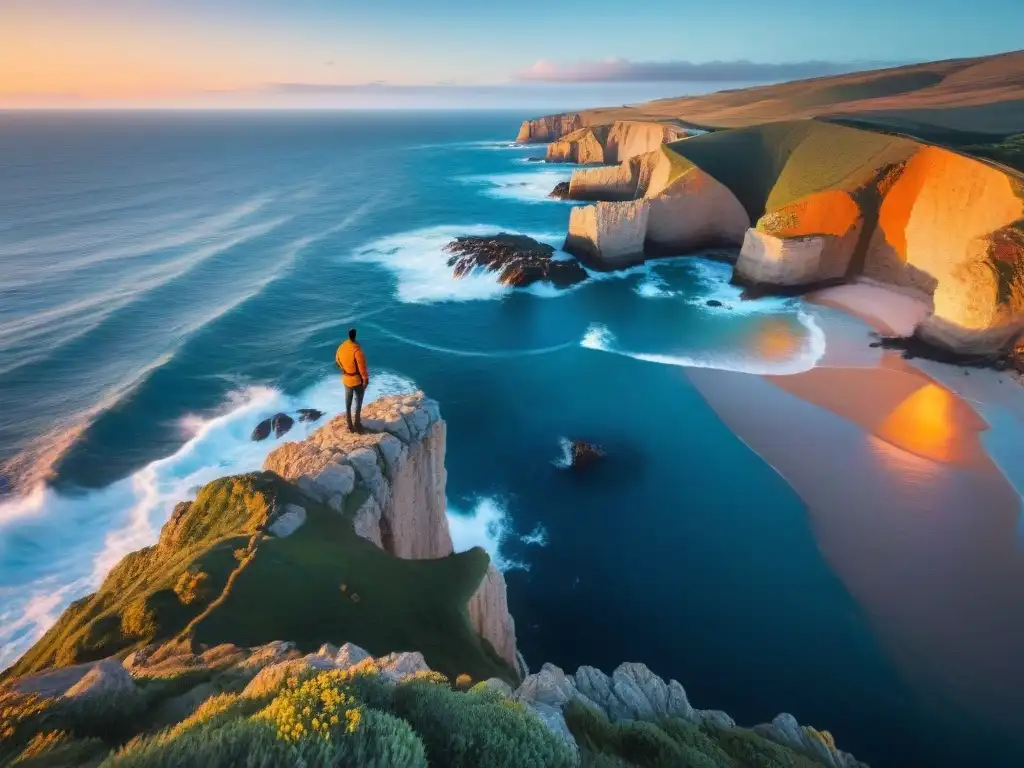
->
[[687, 280, 1024, 735]]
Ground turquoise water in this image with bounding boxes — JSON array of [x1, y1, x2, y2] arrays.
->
[[0, 111, 1014, 766]]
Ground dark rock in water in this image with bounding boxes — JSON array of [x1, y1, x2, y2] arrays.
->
[[297, 408, 323, 423], [570, 440, 605, 469], [444, 233, 587, 289], [271, 413, 294, 438], [526, 156, 545, 163], [251, 418, 273, 442], [706, 299, 723, 307], [549, 181, 571, 199]]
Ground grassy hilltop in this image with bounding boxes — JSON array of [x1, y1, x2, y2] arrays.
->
[[6, 471, 513, 685]]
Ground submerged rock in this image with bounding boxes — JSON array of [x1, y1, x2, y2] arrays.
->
[[549, 181, 571, 200], [297, 408, 323, 422], [570, 440, 605, 468], [251, 418, 273, 441], [706, 299, 723, 307], [445, 233, 587, 289], [527, 156, 545, 163], [272, 412, 294, 438]]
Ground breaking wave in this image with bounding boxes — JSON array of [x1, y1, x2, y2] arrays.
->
[[447, 496, 546, 572], [580, 314, 827, 376]]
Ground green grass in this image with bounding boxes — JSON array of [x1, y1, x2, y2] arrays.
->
[[563, 699, 830, 768], [958, 133, 1024, 173], [7, 472, 515, 686], [663, 120, 916, 222]]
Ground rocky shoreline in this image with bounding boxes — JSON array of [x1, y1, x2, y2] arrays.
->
[[1, 394, 868, 767], [514, 115, 1024, 361]]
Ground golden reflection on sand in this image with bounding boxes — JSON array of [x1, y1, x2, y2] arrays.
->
[[748, 317, 801, 360], [877, 382, 959, 465]]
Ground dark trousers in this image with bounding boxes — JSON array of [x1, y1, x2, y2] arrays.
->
[[345, 384, 365, 429]]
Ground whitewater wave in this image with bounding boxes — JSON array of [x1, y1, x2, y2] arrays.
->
[[580, 315, 827, 376], [447, 496, 546, 572], [553, 437, 574, 468], [0, 372, 417, 670], [459, 169, 574, 203], [349, 225, 568, 304]]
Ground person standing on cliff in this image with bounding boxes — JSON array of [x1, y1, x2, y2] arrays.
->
[[335, 328, 370, 433]]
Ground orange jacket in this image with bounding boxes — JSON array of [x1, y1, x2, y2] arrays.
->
[[335, 340, 369, 388]]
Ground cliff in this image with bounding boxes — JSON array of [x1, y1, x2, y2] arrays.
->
[[264, 393, 518, 669], [542, 120, 689, 165], [547, 119, 1024, 355], [6, 393, 518, 684]]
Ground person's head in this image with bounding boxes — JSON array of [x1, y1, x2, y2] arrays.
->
[[348, 328, 357, 342]]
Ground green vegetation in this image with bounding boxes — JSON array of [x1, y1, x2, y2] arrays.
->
[[958, 133, 1024, 173], [2, 667, 573, 768], [564, 699, 826, 768], [391, 680, 575, 768], [7, 472, 515, 686], [663, 120, 916, 221]]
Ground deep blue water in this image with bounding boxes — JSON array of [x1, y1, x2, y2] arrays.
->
[[0, 111, 1015, 767]]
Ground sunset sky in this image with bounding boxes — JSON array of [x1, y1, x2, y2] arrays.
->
[[2, 0, 1022, 108]]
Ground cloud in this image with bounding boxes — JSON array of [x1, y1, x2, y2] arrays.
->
[[516, 58, 902, 83]]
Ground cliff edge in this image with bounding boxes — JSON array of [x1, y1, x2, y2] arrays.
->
[[6, 393, 518, 685]]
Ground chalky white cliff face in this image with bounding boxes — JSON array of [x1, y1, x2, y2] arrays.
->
[[263, 393, 517, 669]]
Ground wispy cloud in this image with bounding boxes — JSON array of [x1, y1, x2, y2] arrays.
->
[[516, 58, 903, 83]]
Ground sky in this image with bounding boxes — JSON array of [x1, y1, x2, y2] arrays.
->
[[1, 0, 1022, 109]]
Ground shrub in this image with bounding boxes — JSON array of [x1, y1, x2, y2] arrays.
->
[[9, 731, 109, 767], [173, 570, 209, 606], [256, 671, 364, 742], [564, 700, 727, 768], [120, 599, 157, 638], [704, 724, 823, 768], [391, 679, 575, 768], [99, 717, 287, 768], [286, 708, 427, 768]]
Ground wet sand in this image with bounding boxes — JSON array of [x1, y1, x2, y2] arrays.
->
[[687, 290, 1024, 742]]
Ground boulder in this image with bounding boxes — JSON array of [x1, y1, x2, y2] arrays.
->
[[335, 642, 372, 670], [549, 181, 571, 200], [251, 418, 273, 441], [272, 413, 294, 438], [268, 503, 306, 537], [377, 651, 430, 681], [514, 662, 576, 708], [297, 408, 323, 422], [445, 233, 587, 289], [65, 658, 140, 704], [570, 440, 605, 469], [706, 299, 723, 307]]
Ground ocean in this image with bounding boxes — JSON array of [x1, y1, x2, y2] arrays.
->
[[0, 110, 1019, 767]]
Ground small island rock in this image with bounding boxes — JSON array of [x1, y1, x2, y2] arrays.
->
[[445, 233, 587, 289], [251, 418, 273, 441], [297, 408, 323, 422], [571, 440, 605, 469], [272, 413, 294, 438], [549, 181, 571, 200]]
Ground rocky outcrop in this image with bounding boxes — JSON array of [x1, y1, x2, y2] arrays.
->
[[605, 121, 688, 163], [511, 660, 867, 768], [565, 200, 649, 269], [543, 120, 688, 165], [444, 233, 586, 289], [569, 440, 604, 468], [516, 114, 584, 143], [297, 408, 323, 422], [546, 126, 609, 164], [264, 393, 518, 670], [549, 181, 571, 200]]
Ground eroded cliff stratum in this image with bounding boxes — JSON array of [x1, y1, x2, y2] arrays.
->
[[519, 116, 1024, 356]]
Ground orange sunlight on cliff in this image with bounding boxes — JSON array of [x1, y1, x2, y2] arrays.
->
[[765, 190, 861, 238]]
